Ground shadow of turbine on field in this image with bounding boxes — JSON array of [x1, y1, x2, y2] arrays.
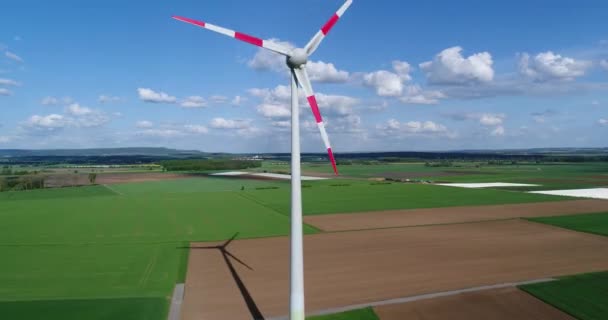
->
[[184, 232, 265, 320]]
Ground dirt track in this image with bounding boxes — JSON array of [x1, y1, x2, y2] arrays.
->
[[182, 219, 608, 319], [374, 287, 574, 320], [304, 199, 608, 231]]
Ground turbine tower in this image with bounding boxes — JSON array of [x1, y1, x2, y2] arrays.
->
[[173, 1, 353, 318]]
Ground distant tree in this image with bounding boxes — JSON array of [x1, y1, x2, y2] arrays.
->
[[88, 173, 97, 184]]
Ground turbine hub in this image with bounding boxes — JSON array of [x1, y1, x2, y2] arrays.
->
[[287, 48, 308, 68]]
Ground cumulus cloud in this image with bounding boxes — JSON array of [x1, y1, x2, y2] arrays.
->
[[184, 124, 209, 134], [600, 60, 608, 71], [0, 136, 11, 143], [519, 51, 591, 81], [98, 95, 121, 103], [137, 88, 177, 104], [180, 96, 207, 108], [41, 96, 60, 105], [210, 95, 228, 104], [210, 118, 251, 129], [5, 51, 23, 63], [0, 78, 19, 86], [399, 85, 445, 105], [25, 114, 69, 131], [377, 119, 450, 136], [306, 61, 350, 83], [65, 103, 93, 116], [478, 113, 505, 126], [257, 103, 291, 118], [363, 70, 403, 97], [248, 39, 294, 72], [392, 60, 412, 81], [491, 126, 505, 136], [135, 120, 154, 128], [0, 88, 11, 96], [420, 46, 494, 84], [599, 118, 608, 126], [231, 95, 245, 106]]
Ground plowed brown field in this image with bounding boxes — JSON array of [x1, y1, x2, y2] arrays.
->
[[304, 199, 608, 231], [182, 219, 608, 320]]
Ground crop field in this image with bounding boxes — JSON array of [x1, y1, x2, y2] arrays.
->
[[528, 212, 608, 237], [0, 180, 317, 320], [243, 181, 570, 215], [520, 272, 608, 320], [1, 161, 606, 320]]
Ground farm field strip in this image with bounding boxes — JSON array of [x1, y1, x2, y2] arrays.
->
[[373, 287, 575, 320], [304, 199, 608, 231], [437, 182, 539, 188], [529, 187, 608, 200], [182, 219, 608, 319]]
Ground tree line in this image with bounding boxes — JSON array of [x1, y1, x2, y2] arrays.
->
[[160, 159, 262, 171]]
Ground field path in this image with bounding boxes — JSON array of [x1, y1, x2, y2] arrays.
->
[[182, 219, 608, 319], [304, 199, 608, 231]]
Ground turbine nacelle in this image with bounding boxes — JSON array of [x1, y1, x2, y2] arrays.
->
[[287, 48, 308, 69]]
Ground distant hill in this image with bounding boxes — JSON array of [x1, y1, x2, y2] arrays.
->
[[0, 148, 209, 157]]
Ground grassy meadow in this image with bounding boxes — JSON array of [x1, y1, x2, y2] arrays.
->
[[0, 160, 603, 319]]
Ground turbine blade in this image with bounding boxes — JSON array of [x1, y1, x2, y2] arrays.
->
[[292, 68, 339, 175], [172, 16, 291, 56], [304, 0, 353, 56]]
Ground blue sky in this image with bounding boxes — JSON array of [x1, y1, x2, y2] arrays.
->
[[1, 0, 607, 152]]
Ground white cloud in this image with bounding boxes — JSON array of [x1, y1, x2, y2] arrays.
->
[[399, 85, 445, 105], [0, 88, 11, 96], [184, 124, 209, 134], [98, 95, 121, 103], [248, 39, 295, 72], [0, 78, 18, 86], [599, 118, 608, 126], [306, 61, 349, 83], [25, 114, 69, 130], [210, 95, 228, 104], [479, 114, 504, 126], [257, 103, 291, 118], [135, 120, 154, 128], [5, 51, 23, 63], [363, 70, 403, 97], [392, 60, 412, 81], [137, 129, 184, 138], [210, 117, 251, 129], [420, 46, 494, 84], [180, 96, 207, 108], [271, 120, 291, 128], [0, 136, 11, 143], [519, 51, 591, 81], [66, 103, 93, 116], [41, 96, 59, 105], [491, 126, 505, 136], [377, 119, 449, 135], [137, 88, 177, 104], [231, 95, 245, 106], [600, 60, 608, 71]]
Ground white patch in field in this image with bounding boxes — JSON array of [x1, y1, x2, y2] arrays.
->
[[438, 182, 539, 188], [211, 171, 248, 176], [529, 188, 608, 200], [250, 173, 328, 181]]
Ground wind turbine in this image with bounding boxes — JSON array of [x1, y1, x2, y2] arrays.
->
[[173, 1, 352, 318]]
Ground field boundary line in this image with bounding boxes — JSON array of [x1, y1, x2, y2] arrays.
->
[[267, 278, 556, 320], [101, 184, 124, 195], [167, 283, 185, 320]]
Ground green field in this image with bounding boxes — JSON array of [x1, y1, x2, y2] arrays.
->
[[293, 162, 608, 190], [0, 181, 317, 320], [528, 212, 608, 237], [520, 272, 608, 320], [244, 180, 570, 215], [308, 307, 379, 320], [0, 166, 588, 320]]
